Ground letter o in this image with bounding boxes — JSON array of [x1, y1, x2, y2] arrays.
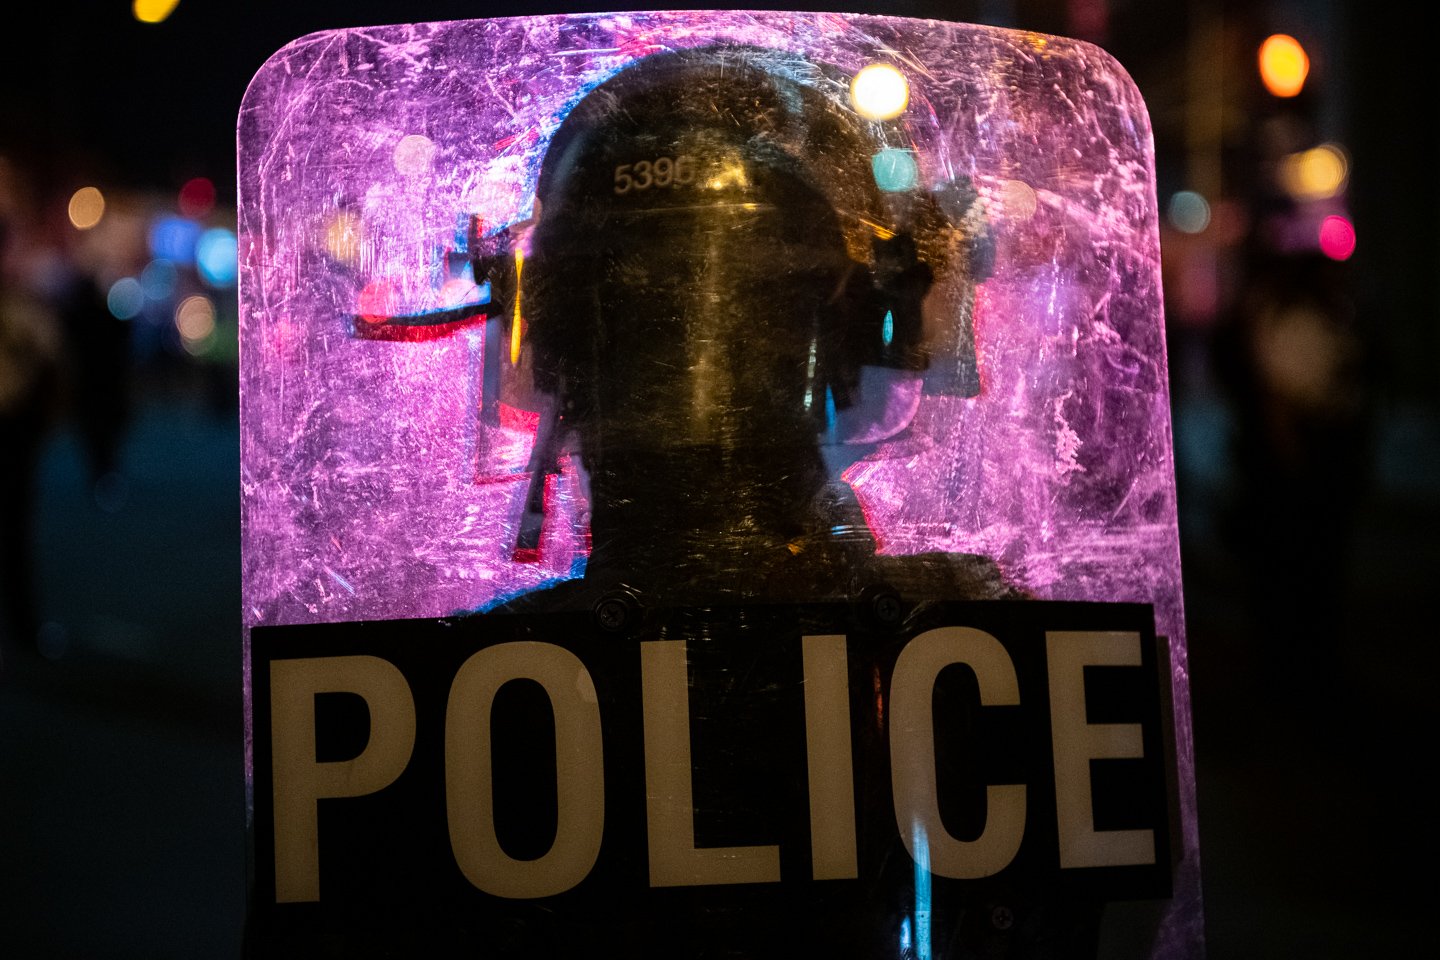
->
[[446, 642, 604, 898]]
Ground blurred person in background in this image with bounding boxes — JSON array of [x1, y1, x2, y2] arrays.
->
[[0, 157, 63, 671]]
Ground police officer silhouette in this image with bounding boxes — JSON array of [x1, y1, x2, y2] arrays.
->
[[364, 43, 1104, 960], [478, 44, 1011, 618]]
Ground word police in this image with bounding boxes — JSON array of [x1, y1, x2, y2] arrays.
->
[[262, 620, 1164, 904]]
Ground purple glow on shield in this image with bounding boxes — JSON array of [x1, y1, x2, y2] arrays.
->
[[239, 13, 1198, 955]]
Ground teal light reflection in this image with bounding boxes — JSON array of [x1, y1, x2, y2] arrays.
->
[[872, 149, 919, 193]]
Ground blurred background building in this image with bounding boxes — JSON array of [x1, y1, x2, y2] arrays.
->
[[1, 1, 1434, 957]]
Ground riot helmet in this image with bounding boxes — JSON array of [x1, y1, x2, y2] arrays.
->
[[517, 45, 986, 584]]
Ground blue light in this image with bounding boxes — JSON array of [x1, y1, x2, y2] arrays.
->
[[882, 309, 895, 347], [196, 228, 239, 288], [149, 215, 202, 263], [900, 916, 912, 954], [107, 277, 144, 320], [140, 259, 178, 300], [872, 149, 919, 193], [1167, 190, 1211, 234]]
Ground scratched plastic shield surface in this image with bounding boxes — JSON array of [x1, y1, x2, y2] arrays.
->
[[240, 10, 1200, 958]]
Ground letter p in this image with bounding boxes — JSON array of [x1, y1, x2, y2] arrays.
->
[[269, 656, 416, 902]]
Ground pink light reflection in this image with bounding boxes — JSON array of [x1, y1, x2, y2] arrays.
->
[[1319, 214, 1357, 260]]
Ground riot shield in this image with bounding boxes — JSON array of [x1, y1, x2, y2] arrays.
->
[[240, 12, 1200, 959]]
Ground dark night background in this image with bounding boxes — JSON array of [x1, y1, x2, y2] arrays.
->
[[1, 1, 1436, 957]]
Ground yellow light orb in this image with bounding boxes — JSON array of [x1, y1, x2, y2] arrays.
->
[[850, 63, 909, 120], [324, 212, 363, 265], [68, 186, 105, 230], [1259, 34, 1309, 98], [1280, 143, 1348, 201], [133, 0, 181, 24]]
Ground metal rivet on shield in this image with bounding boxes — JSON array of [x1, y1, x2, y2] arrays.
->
[[873, 590, 901, 624], [593, 590, 638, 633], [855, 582, 902, 629]]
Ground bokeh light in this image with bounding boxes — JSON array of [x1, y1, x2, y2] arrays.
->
[[871, 149, 918, 192], [1168, 191, 1212, 234], [393, 134, 437, 176], [357, 279, 399, 323], [1279, 143, 1348, 201], [850, 63, 909, 120], [141, 259, 178, 300], [68, 187, 105, 230], [133, 0, 180, 24], [1318, 214, 1356, 260], [178, 177, 216, 218], [325, 212, 364, 265], [176, 294, 217, 353], [107, 277, 144, 320], [149, 215, 201, 263], [998, 180, 1038, 221], [1259, 34, 1309, 98], [196, 227, 239, 287]]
